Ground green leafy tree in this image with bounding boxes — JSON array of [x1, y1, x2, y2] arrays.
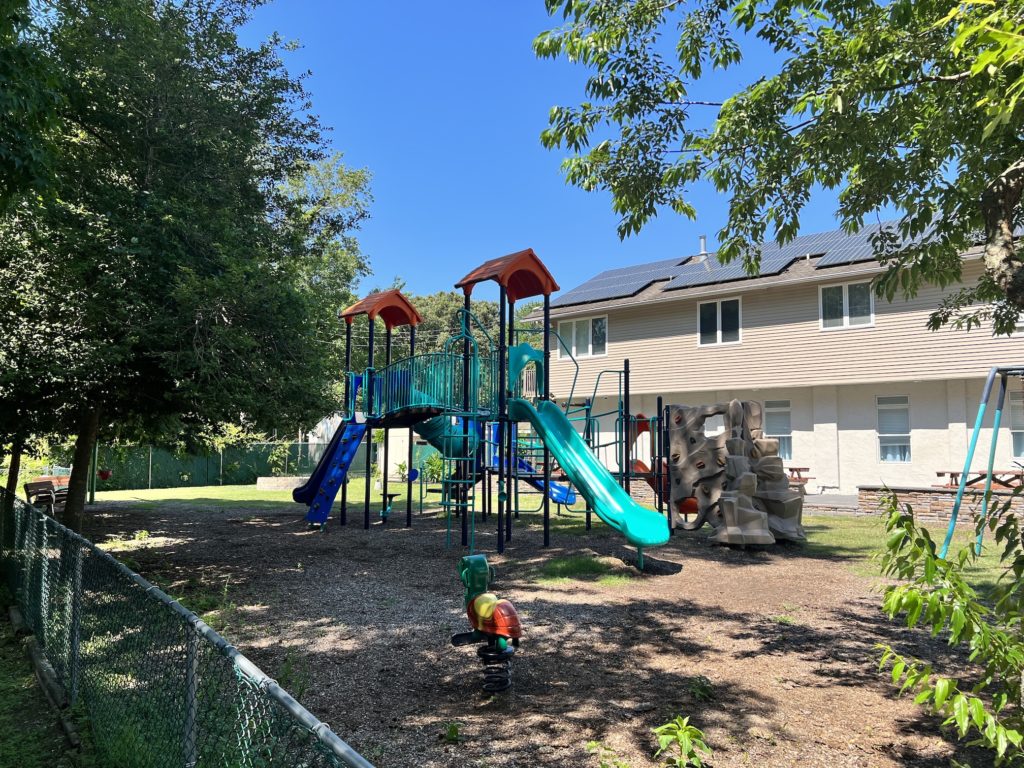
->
[[0, 0, 60, 207], [536, 0, 1024, 333], [1, 0, 369, 526], [405, 291, 501, 353]]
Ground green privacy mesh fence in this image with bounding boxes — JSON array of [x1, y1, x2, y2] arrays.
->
[[0, 489, 373, 768], [58, 442, 366, 493]]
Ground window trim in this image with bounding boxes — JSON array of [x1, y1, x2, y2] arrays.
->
[[876, 394, 911, 464], [819, 280, 875, 331], [556, 315, 608, 360], [763, 399, 793, 461], [1010, 391, 1024, 458], [697, 297, 743, 347]]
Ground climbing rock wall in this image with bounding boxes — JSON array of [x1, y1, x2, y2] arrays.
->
[[666, 399, 805, 546]]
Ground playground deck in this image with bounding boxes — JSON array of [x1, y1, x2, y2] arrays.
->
[[81, 488, 997, 768]]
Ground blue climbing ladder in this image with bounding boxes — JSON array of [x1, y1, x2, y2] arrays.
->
[[306, 422, 368, 526]]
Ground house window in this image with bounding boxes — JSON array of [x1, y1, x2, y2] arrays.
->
[[557, 316, 607, 359], [698, 298, 741, 346], [763, 400, 792, 461], [820, 281, 873, 329], [877, 395, 911, 463], [1011, 392, 1024, 458]]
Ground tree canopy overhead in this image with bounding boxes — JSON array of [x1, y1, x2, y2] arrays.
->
[[535, 0, 1024, 333]]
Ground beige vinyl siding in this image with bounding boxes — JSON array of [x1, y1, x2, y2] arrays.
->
[[548, 264, 1024, 399]]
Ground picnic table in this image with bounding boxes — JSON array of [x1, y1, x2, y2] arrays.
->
[[936, 469, 1024, 490], [786, 466, 814, 488]]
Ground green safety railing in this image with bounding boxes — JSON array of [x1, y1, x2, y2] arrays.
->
[[0, 489, 373, 768], [359, 351, 498, 421], [349, 311, 499, 423]]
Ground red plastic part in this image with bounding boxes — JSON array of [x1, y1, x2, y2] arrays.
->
[[468, 595, 523, 639], [454, 248, 560, 303], [340, 289, 423, 329]]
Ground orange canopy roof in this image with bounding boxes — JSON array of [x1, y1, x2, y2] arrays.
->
[[340, 289, 422, 329], [454, 248, 559, 303]]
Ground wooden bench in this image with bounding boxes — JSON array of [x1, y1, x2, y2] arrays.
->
[[24, 480, 68, 508]]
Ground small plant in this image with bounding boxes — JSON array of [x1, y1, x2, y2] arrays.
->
[[686, 675, 715, 702], [653, 716, 712, 767], [424, 452, 445, 482], [277, 649, 311, 700], [441, 721, 462, 744], [133, 529, 150, 542], [586, 740, 631, 768], [772, 614, 796, 625], [267, 443, 290, 476], [396, 461, 409, 482]]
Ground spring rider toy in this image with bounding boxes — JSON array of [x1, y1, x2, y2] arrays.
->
[[450, 554, 522, 693]]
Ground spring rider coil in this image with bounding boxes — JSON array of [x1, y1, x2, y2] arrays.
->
[[450, 554, 522, 693]]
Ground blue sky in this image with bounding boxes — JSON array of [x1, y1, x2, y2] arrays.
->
[[240, 2, 843, 301]]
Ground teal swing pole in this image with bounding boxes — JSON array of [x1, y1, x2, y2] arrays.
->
[[976, 373, 1008, 555], [940, 367, 998, 559]]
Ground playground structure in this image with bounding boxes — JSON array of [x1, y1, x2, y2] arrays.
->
[[940, 364, 1024, 558], [293, 246, 815, 556], [664, 399, 806, 546], [293, 249, 671, 563]]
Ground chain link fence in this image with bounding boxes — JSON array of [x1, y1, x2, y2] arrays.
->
[[0, 489, 373, 768], [41, 441, 367, 493]]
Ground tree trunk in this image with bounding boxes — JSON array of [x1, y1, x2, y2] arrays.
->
[[982, 159, 1024, 309], [1, 438, 23, 551], [63, 407, 100, 531], [4, 437, 24, 500], [3, 436, 23, 507]]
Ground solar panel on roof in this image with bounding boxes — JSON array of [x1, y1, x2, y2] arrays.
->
[[551, 255, 690, 306], [662, 251, 801, 290], [551, 220, 901, 307], [813, 223, 886, 268]]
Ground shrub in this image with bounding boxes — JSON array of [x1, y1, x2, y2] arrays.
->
[[877, 489, 1024, 762]]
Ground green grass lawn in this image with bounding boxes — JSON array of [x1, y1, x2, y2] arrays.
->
[[96, 477, 391, 511], [801, 513, 1004, 591]]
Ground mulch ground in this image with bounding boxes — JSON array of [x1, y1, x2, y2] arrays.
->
[[82, 501, 993, 768]]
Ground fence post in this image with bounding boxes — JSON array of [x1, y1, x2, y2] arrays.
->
[[184, 623, 199, 768], [37, 514, 49, 639], [67, 542, 83, 705], [148, 447, 153, 490], [219, 450, 224, 486]]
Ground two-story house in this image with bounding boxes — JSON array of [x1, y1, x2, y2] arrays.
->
[[542, 224, 1024, 495]]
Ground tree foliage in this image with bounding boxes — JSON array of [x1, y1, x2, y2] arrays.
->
[[536, 0, 1024, 333], [0, 0, 60, 206], [878, 490, 1024, 763], [0, 0, 370, 522], [405, 292, 501, 354]]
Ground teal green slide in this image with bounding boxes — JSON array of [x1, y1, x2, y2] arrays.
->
[[507, 398, 670, 550]]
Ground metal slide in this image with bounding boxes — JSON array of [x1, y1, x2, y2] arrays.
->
[[507, 398, 670, 550], [298, 422, 368, 525]]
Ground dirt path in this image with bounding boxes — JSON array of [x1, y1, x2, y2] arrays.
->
[[83, 502, 992, 768]]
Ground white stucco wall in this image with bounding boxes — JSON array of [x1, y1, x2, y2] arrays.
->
[[566, 376, 1022, 494]]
